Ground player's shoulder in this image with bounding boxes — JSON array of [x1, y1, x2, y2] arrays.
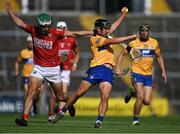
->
[[20, 49, 31, 57], [90, 35, 104, 40], [129, 38, 139, 44], [149, 37, 159, 45], [90, 35, 105, 44], [51, 27, 64, 35], [20, 49, 27, 53], [149, 37, 158, 42]]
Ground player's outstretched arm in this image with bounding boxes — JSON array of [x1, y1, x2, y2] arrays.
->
[[14, 56, 21, 76], [65, 30, 93, 37], [6, 1, 27, 30], [71, 41, 80, 71], [103, 34, 136, 45], [109, 7, 128, 34], [156, 53, 167, 84]]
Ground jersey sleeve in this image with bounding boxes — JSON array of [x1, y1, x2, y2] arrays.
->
[[90, 36, 106, 47], [129, 40, 134, 47], [18, 50, 24, 60]]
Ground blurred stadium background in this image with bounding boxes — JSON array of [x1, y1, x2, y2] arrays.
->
[[0, 0, 180, 116]]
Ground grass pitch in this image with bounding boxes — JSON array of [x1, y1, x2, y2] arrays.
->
[[0, 113, 180, 133]]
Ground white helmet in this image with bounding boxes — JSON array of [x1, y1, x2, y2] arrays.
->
[[56, 21, 67, 29], [26, 35, 32, 42]]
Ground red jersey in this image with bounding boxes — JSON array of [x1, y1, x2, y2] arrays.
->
[[58, 37, 77, 70], [25, 24, 65, 67]]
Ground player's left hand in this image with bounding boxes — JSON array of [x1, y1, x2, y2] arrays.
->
[[162, 72, 167, 84]]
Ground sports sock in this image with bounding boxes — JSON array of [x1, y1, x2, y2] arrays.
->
[[57, 108, 62, 113], [133, 115, 139, 122], [23, 114, 29, 120], [61, 107, 67, 113], [96, 115, 104, 123]]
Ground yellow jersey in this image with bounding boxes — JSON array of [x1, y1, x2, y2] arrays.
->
[[89, 35, 115, 67], [19, 49, 34, 77], [129, 37, 160, 75]]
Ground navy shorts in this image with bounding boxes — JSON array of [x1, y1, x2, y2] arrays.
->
[[23, 77, 29, 84], [83, 65, 114, 85], [131, 73, 153, 87]]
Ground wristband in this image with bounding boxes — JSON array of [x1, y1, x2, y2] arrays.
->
[[126, 45, 132, 53]]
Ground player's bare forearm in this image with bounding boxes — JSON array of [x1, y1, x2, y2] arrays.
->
[[110, 13, 126, 34], [72, 53, 80, 71], [157, 54, 166, 73], [6, 2, 27, 29], [104, 34, 136, 45], [74, 54, 80, 66], [157, 54, 167, 83], [14, 62, 20, 76], [65, 30, 93, 37]]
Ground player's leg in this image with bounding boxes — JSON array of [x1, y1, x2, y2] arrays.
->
[[132, 83, 144, 125], [142, 75, 153, 105], [143, 86, 152, 105], [23, 78, 35, 116], [124, 87, 136, 103], [24, 76, 43, 117], [58, 70, 70, 113], [33, 83, 45, 116], [23, 78, 28, 97], [15, 76, 44, 126], [58, 82, 68, 110], [49, 82, 65, 101], [50, 81, 77, 118], [63, 80, 91, 112], [50, 80, 92, 123], [48, 90, 56, 122], [95, 82, 112, 128]]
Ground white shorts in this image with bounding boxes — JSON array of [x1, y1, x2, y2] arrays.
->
[[30, 65, 62, 83], [61, 70, 71, 86]]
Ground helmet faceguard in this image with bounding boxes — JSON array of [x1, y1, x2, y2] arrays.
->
[[56, 21, 67, 29], [139, 24, 150, 41], [139, 24, 150, 32], [37, 13, 52, 35], [93, 19, 111, 36], [37, 13, 51, 26], [94, 19, 111, 29]]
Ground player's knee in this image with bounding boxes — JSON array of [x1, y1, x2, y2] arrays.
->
[[143, 99, 151, 105], [63, 92, 68, 98], [102, 94, 109, 101], [136, 93, 144, 101], [27, 88, 36, 97], [56, 95, 64, 101], [74, 92, 82, 98]]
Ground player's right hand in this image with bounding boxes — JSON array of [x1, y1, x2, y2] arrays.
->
[[121, 7, 128, 16], [162, 72, 167, 84], [6, 1, 12, 13]]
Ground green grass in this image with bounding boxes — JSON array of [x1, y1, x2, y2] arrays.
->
[[0, 113, 180, 133]]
